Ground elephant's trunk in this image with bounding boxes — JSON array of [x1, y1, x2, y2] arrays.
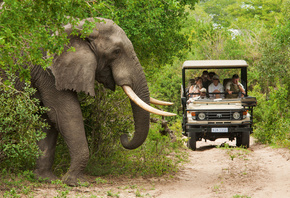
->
[[120, 74, 150, 150]]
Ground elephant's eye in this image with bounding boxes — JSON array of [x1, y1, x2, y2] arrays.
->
[[113, 49, 121, 55]]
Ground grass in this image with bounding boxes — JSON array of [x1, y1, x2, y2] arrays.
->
[[0, 171, 126, 197], [0, 122, 188, 197], [95, 177, 108, 184], [107, 190, 120, 197], [0, 170, 40, 197], [217, 143, 251, 161], [233, 195, 251, 198]]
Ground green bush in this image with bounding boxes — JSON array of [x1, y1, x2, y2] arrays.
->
[[251, 83, 290, 148], [85, 120, 188, 177], [77, 83, 187, 177], [0, 77, 188, 177], [0, 77, 47, 171], [146, 61, 183, 122]]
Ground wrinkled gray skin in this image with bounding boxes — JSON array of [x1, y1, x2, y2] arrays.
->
[[19, 18, 150, 186]]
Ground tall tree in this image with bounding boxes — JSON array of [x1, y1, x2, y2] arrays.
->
[[0, 0, 198, 79]]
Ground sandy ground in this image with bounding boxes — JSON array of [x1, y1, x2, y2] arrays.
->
[[29, 137, 290, 198]]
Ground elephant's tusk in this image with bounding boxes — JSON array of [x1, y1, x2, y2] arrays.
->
[[150, 97, 174, 106], [122, 86, 176, 116]]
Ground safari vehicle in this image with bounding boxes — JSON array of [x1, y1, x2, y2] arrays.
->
[[181, 60, 257, 150]]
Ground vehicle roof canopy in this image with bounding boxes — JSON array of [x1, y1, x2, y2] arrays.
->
[[182, 60, 248, 69]]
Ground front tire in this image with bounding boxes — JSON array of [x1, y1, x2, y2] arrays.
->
[[236, 131, 250, 148], [187, 132, 197, 151], [241, 131, 250, 148]]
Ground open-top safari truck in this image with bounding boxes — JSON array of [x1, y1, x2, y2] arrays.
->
[[181, 60, 257, 150]]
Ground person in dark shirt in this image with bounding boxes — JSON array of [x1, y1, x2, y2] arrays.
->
[[225, 74, 246, 98], [201, 70, 211, 90]]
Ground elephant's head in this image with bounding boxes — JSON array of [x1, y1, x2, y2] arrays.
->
[[50, 17, 175, 150]]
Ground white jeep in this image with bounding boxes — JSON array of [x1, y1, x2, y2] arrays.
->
[[181, 60, 257, 150]]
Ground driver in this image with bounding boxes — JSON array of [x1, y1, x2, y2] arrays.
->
[[225, 74, 245, 98]]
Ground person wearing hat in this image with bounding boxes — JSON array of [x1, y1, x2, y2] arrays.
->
[[208, 74, 224, 99], [199, 87, 207, 99], [225, 74, 245, 98]]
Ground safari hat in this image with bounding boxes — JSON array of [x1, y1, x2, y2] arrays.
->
[[200, 88, 207, 93], [212, 75, 219, 80]]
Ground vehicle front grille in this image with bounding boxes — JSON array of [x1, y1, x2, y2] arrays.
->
[[197, 111, 241, 121], [207, 112, 231, 120]]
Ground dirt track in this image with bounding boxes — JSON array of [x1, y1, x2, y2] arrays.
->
[[153, 138, 290, 198], [33, 137, 290, 198]]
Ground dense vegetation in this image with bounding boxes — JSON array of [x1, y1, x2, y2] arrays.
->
[[0, 0, 196, 175], [0, 0, 289, 192], [152, 0, 290, 148]]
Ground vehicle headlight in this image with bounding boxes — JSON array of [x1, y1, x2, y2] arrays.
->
[[198, 113, 206, 120], [233, 112, 241, 120]]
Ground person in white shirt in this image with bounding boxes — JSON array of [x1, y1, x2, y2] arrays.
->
[[225, 74, 246, 98], [208, 75, 224, 99]]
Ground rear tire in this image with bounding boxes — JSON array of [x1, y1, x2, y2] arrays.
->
[[187, 132, 197, 151]]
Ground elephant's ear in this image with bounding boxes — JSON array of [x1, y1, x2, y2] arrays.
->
[[50, 36, 97, 96]]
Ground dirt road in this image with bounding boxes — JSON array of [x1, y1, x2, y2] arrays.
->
[[153, 138, 290, 198], [33, 137, 290, 198]]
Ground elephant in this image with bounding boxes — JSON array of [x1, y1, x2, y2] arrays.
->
[[2, 17, 175, 186]]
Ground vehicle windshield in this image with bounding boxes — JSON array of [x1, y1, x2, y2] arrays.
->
[[183, 68, 247, 100]]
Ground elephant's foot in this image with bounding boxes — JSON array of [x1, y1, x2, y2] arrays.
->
[[62, 172, 86, 186], [34, 169, 59, 182]]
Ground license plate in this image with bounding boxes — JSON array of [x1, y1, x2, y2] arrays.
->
[[211, 128, 228, 133]]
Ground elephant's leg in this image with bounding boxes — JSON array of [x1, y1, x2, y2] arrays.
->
[[60, 115, 90, 186], [34, 116, 59, 181], [45, 91, 89, 186]]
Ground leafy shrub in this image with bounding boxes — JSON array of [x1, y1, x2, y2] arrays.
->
[[146, 60, 184, 123], [51, 83, 188, 177], [0, 77, 47, 171], [251, 83, 290, 148], [85, 120, 188, 177]]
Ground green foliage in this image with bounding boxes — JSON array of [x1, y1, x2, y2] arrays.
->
[[254, 20, 290, 94], [0, 76, 48, 171], [183, 5, 249, 61], [110, 0, 198, 66], [199, 0, 237, 28], [199, 0, 285, 29], [147, 60, 184, 122], [80, 84, 134, 158], [0, 0, 196, 181], [0, 0, 197, 175], [0, 0, 198, 77], [84, 117, 188, 177], [179, 0, 290, 149], [0, 0, 97, 80], [251, 84, 290, 148], [1, 0, 288, 185]]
